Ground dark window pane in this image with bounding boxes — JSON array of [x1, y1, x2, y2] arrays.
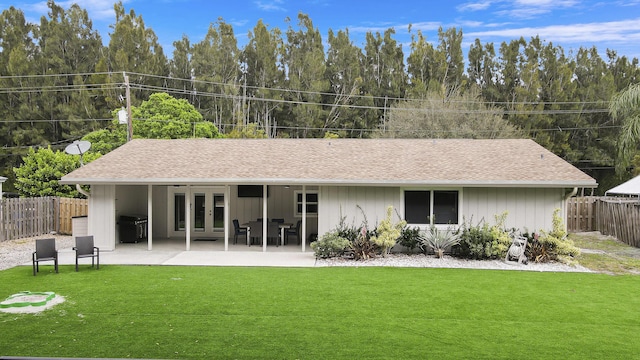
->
[[306, 193, 318, 202], [405, 191, 430, 224], [307, 204, 318, 213], [433, 191, 458, 224]]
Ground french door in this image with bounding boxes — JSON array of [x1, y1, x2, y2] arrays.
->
[[170, 187, 225, 238], [192, 190, 225, 237]]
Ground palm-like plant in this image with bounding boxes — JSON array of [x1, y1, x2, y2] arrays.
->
[[609, 83, 640, 175], [420, 225, 460, 258]]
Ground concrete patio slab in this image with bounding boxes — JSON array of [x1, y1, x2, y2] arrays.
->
[[43, 247, 318, 268]]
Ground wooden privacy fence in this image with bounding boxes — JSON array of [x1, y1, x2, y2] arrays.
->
[[595, 198, 640, 248], [566, 196, 598, 232], [0, 197, 88, 242], [58, 197, 89, 235], [567, 196, 640, 248]]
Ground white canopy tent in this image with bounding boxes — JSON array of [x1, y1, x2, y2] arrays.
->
[[605, 175, 640, 197]]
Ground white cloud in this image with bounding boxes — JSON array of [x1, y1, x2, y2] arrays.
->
[[254, 0, 286, 12], [457, 1, 493, 12], [497, 0, 579, 19], [21, 0, 123, 21], [467, 17, 640, 45]]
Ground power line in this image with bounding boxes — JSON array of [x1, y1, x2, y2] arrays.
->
[[128, 71, 615, 106]]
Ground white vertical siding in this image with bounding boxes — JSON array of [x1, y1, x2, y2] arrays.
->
[[318, 186, 400, 236], [88, 185, 116, 250], [116, 185, 148, 215], [463, 187, 565, 233]]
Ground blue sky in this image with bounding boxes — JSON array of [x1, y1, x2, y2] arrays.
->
[[10, 0, 640, 60]]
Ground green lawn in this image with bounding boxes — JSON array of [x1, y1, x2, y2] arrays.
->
[[1, 265, 639, 359]]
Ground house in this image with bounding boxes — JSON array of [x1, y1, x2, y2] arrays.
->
[[60, 138, 597, 252]]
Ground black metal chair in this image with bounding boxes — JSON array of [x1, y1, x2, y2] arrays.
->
[[32, 238, 58, 276], [286, 220, 302, 245], [233, 219, 248, 245], [73, 235, 99, 271], [267, 221, 280, 246], [247, 221, 262, 246]]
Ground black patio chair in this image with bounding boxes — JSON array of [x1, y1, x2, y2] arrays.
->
[[32, 238, 58, 276], [267, 221, 280, 246], [286, 220, 302, 245], [247, 221, 263, 246], [233, 219, 248, 245], [73, 235, 99, 271]]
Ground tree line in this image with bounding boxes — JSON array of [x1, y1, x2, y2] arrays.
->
[[1, 0, 639, 193]]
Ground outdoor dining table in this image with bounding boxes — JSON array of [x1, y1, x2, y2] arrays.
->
[[243, 222, 292, 246]]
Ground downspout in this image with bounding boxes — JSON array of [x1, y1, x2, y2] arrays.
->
[[76, 184, 90, 199], [563, 187, 578, 233], [565, 187, 578, 200]]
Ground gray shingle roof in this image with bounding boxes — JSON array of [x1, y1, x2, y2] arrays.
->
[[60, 138, 597, 188]]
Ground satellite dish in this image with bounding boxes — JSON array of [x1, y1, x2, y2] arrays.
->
[[65, 140, 91, 166], [65, 140, 91, 155]]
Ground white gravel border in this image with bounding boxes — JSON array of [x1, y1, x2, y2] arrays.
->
[[315, 253, 593, 272], [0, 235, 73, 271]]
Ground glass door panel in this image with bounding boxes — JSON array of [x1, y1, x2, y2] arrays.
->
[[174, 193, 185, 231], [213, 194, 224, 230], [194, 193, 206, 232]]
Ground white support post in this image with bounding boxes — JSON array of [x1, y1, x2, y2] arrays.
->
[[224, 185, 230, 251], [186, 185, 191, 251], [302, 185, 306, 253], [262, 184, 268, 252], [147, 185, 153, 251]]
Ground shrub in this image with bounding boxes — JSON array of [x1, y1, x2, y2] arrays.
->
[[420, 225, 460, 258], [526, 209, 580, 263], [453, 212, 513, 260], [310, 231, 351, 259], [397, 225, 423, 253], [349, 227, 379, 260], [370, 206, 406, 256]]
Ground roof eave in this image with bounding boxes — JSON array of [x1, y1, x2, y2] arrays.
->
[[60, 177, 598, 188]]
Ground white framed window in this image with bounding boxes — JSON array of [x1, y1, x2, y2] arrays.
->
[[404, 189, 459, 225], [294, 191, 318, 217]]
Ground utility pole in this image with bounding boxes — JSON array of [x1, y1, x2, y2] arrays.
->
[[123, 72, 133, 142]]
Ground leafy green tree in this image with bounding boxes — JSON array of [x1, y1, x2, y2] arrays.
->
[[14, 92, 223, 197], [87, 92, 223, 154], [107, 2, 168, 105], [406, 29, 437, 98], [242, 19, 285, 135], [325, 28, 373, 136], [467, 39, 499, 102], [384, 88, 522, 139], [191, 18, 241, 130], [35, 1, 106, 142], [169, 35, 194, 99], [363, 28, 406, 113], [13, 146, 100, 197], [283, 13, 328, 138], [610, 82, 640, 175], [433, 26, 464, 96], [226, 123, 267, 139]]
